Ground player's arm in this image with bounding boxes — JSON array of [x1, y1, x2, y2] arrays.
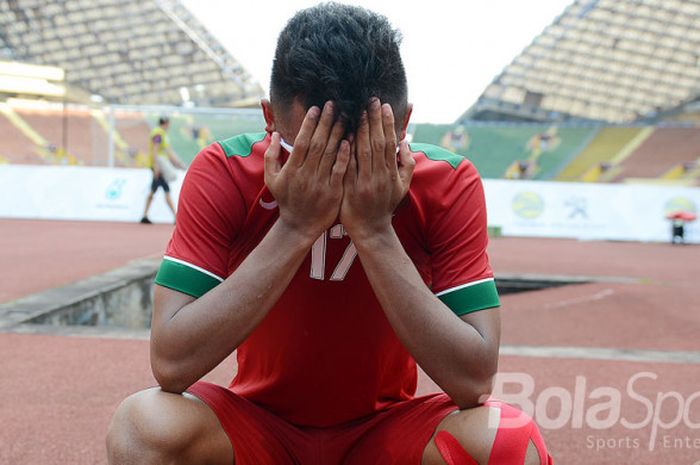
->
[[151, 103, 350, 394], [152, 218, 315, 394], [341, 99, 499, 409], [150, 136, 161, 176]]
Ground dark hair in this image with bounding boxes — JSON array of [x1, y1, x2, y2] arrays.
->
[[270, 2, 407, 134], [158, 117, 169, 126]]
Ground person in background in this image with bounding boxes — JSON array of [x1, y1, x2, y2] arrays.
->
[[140, 117, 185, 224]]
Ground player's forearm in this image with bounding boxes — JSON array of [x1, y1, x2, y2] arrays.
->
[[152, 219, 315, 393], [353, 227, 498, 408]]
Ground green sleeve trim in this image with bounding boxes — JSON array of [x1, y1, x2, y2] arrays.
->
[[217, 132, 267, 158], [154, 257, 223, 298], [437, 279, 500, 316], [409, 142, 465, 170]]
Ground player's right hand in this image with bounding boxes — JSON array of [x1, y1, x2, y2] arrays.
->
[[264, 102, 350, 241]]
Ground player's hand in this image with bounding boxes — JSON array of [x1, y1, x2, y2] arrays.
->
[[340, 98, 415, 241], [265, 102, 350, 241]]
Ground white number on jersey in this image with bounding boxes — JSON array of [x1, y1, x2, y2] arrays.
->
[[309, 224, 357, 281]]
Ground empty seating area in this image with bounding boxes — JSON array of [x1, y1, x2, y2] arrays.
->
[[555, 128, 645, 181], [464, 0, 700, 124], [0, 101, 267, 167], [152, 111, 265, 164], [411, 124, 596, 180], [0, 103, 697, 187], [0, 110, 43, 164], [409, 123, 700, 184], [17, 107, 109, 165], [614, 128, 700, 181], [113, 112, 152, 167], [0, 0, 263, 107]]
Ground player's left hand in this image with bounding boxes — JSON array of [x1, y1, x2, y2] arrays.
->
[[340, 98, 415, 241]]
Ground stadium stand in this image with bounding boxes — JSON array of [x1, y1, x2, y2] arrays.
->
[[113, 111, 152, 167], [528, 127, 598, 180], [0, 0, 265, 167], [461, 0, 700, 124], [412, 124, 539, 178], [615, 128, 700, 184], [555, 128, 646, 182], [411, 124, 596, 180], [410, 122, 700, 185], [145, 111, 265, 164], [682, 162, 700, 185], [15, 106, 108, 165], [0, 99, 266, 167], [0, 104, 43, 164], [1, 0, 696, 186], [0, 0, 263, 107], [452, 0, 700, 186]]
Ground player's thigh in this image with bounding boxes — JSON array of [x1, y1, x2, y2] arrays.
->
[[346, 396, 549, 465], [343, 394, 458, 465], [107, 387, 233, 465], [187, 381, 304, 465]]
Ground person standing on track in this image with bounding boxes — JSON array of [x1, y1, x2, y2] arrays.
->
[[108, 4, 551, 465], [140, 117, 185, 224]]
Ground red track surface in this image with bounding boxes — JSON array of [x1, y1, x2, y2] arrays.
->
[[1, 219, 699, 464], [0, 219, 174, 303]]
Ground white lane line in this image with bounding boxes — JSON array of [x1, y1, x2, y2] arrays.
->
[[543, 288, 615, 310], [500, 345, 700, 364]]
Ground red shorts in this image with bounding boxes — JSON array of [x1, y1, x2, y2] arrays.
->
[[188, 381, 458, 465]]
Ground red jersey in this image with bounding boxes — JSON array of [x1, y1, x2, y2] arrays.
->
[[155, 132, 499, 427]]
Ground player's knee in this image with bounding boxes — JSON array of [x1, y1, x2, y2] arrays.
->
[[424, 402, 551, 465], [106, 388, 191, 464], [423, 405, 499, 465]]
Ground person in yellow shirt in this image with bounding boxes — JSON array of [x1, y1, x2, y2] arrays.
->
[[140, 117, 185, 224]]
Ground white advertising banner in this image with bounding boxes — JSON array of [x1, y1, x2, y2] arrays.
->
[[483, 179, 700, 243], [0, 165, 698, 243], [0, 165, 183, 224]]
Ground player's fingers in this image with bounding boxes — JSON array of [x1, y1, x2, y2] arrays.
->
[[356, 110, 371, 179], [331, 140, 351, 189], [381, 103, 398, 171], [368, 97, 385, 174], [289, 106, 321, 168], [344, 141, 358, 191], [306, 101, 335, 170], [397, 140, 416, 187], [264, 132, 282, 186], [319, 119, 345, 176]]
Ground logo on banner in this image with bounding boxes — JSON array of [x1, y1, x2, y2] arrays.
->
[[564, 196, 588, 219], [663, 196, 697, 215], [512, 191, 544, 219], [97, 176, 132, 212], [105, 178, 127, 200]]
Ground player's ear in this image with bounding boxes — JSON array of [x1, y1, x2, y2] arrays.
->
[[261, 99, 277, 134], [399, 103, 413, 141]]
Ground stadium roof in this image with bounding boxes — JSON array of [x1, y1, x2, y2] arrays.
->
[[0, 0, 263, 106], [462, 0, 700, 123]]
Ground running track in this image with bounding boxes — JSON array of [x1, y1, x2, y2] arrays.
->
[[1, 219, 699, 465]]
